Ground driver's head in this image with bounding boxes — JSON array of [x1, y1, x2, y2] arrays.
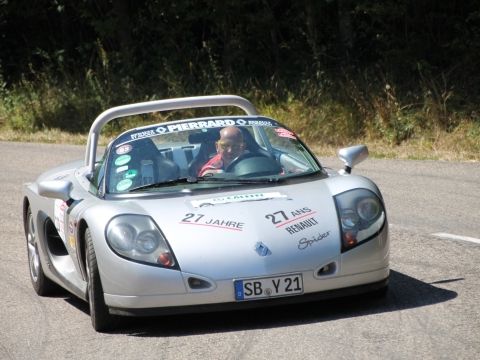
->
[[216, 126, 245, 166]]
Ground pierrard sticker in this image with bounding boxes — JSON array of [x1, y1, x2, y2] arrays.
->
[[130, 118, 277, 140]]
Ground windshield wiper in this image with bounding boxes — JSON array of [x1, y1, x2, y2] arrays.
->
[[221, 170, 322, 184], [129, 170, 321, 192], [213, 177, 281, 184], [128, 175, 229, 192]]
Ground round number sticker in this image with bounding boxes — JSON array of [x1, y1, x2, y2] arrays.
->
[[116, 179, 133, 192], [116, 144, 132, 155], [115, 154, 131, 166]]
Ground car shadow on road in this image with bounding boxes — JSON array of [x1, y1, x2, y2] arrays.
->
[[91, 269, 456, 337]]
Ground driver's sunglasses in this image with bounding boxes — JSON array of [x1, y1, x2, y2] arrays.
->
[[217, 141, 243, 151]]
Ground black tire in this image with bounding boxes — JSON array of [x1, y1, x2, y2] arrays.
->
[[85, 228, 117, 332], [26, 206, 57, 296]]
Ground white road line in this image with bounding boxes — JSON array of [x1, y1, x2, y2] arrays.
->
[[432, 233, 480, 244]]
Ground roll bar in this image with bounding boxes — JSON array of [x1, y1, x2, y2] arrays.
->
[[85, 95, 257, 175]]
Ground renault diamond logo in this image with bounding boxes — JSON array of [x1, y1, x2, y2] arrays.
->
[[254, 242, 271, 257]]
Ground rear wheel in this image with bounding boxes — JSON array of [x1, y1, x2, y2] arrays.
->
[[85, 228, 117, 332], [26, 206, 56, 295]]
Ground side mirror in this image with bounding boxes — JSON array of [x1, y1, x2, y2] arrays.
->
[[38, 180, 73, 202], [338, 145, 369, 174]]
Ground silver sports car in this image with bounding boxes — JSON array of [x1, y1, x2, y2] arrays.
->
[[23, 95, 389, 332]]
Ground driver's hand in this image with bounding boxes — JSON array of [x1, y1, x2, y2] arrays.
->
[[202, 169, 224, 176]]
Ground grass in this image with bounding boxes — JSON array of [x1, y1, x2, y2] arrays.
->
[[1, 70, 478, 162], [0, 128, 88, 145], [0, 113, 478, 162]]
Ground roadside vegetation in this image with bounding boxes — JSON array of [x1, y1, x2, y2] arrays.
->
[[0, 1, 479, 161]]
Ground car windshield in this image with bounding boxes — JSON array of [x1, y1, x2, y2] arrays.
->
[[103, 116, 321, 194]]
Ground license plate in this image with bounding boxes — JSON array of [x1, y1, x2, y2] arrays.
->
[[234, 274, 303, 301]]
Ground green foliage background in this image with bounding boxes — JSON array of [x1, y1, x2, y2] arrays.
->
[[0, 0, 479, 155]]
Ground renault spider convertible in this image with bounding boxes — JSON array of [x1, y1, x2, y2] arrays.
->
[[23, 95, 389, 331]]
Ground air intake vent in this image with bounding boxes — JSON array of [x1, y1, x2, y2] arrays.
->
[[45, 218, 68, 256], [188, 277, 212, 289], [316, 262, 337, 277]]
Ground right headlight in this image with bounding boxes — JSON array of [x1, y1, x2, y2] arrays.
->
[[334, 189, 386, 252], [106, 215, 176, 268]]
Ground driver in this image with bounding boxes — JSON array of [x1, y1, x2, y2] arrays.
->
[[198, 126, 246, 176]]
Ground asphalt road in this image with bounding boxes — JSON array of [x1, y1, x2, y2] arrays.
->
[[1, 141, 479, 360]]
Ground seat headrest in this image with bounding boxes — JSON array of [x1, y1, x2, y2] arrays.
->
[[188, 129, 220, 144]]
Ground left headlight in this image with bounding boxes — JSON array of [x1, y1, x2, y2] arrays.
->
[[334, 189, 386, 252], [106, 215, 176, 268]]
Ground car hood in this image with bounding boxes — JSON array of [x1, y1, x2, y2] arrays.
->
[[133, 180, 341, 279]]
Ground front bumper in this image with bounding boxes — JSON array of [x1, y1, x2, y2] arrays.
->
[[106, 266, 389, 316]]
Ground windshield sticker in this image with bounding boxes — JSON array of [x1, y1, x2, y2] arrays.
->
[[191, 191, 287, 208], [116, 165, 128, 174], [124, 169, 138, 179], [275, 128, 297, 140], [265, 207, 319, 234], [116, 178, 133, 192], [116, 144, 132, 155], [130, 118, 276, 140], [115, 154, 131, 166], [180, 213, 244, 231], [297, 231, 331, 250]]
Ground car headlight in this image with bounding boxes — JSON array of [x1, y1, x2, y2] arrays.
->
[[334, 189, 386, 252], [106, 215, 176, 268]]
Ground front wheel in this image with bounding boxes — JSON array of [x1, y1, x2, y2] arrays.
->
[[26, 206, 57, 295], [85, 228, 117, 332]]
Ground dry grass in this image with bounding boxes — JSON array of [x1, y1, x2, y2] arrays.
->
[[2, 71, 478, 162], [310, 142, 479, 162], [1, 125, 478, 162], [0, 128, 84, 144], [0, 128, 110, 146]]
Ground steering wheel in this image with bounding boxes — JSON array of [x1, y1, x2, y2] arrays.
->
[[225, 152, 262, 173]]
